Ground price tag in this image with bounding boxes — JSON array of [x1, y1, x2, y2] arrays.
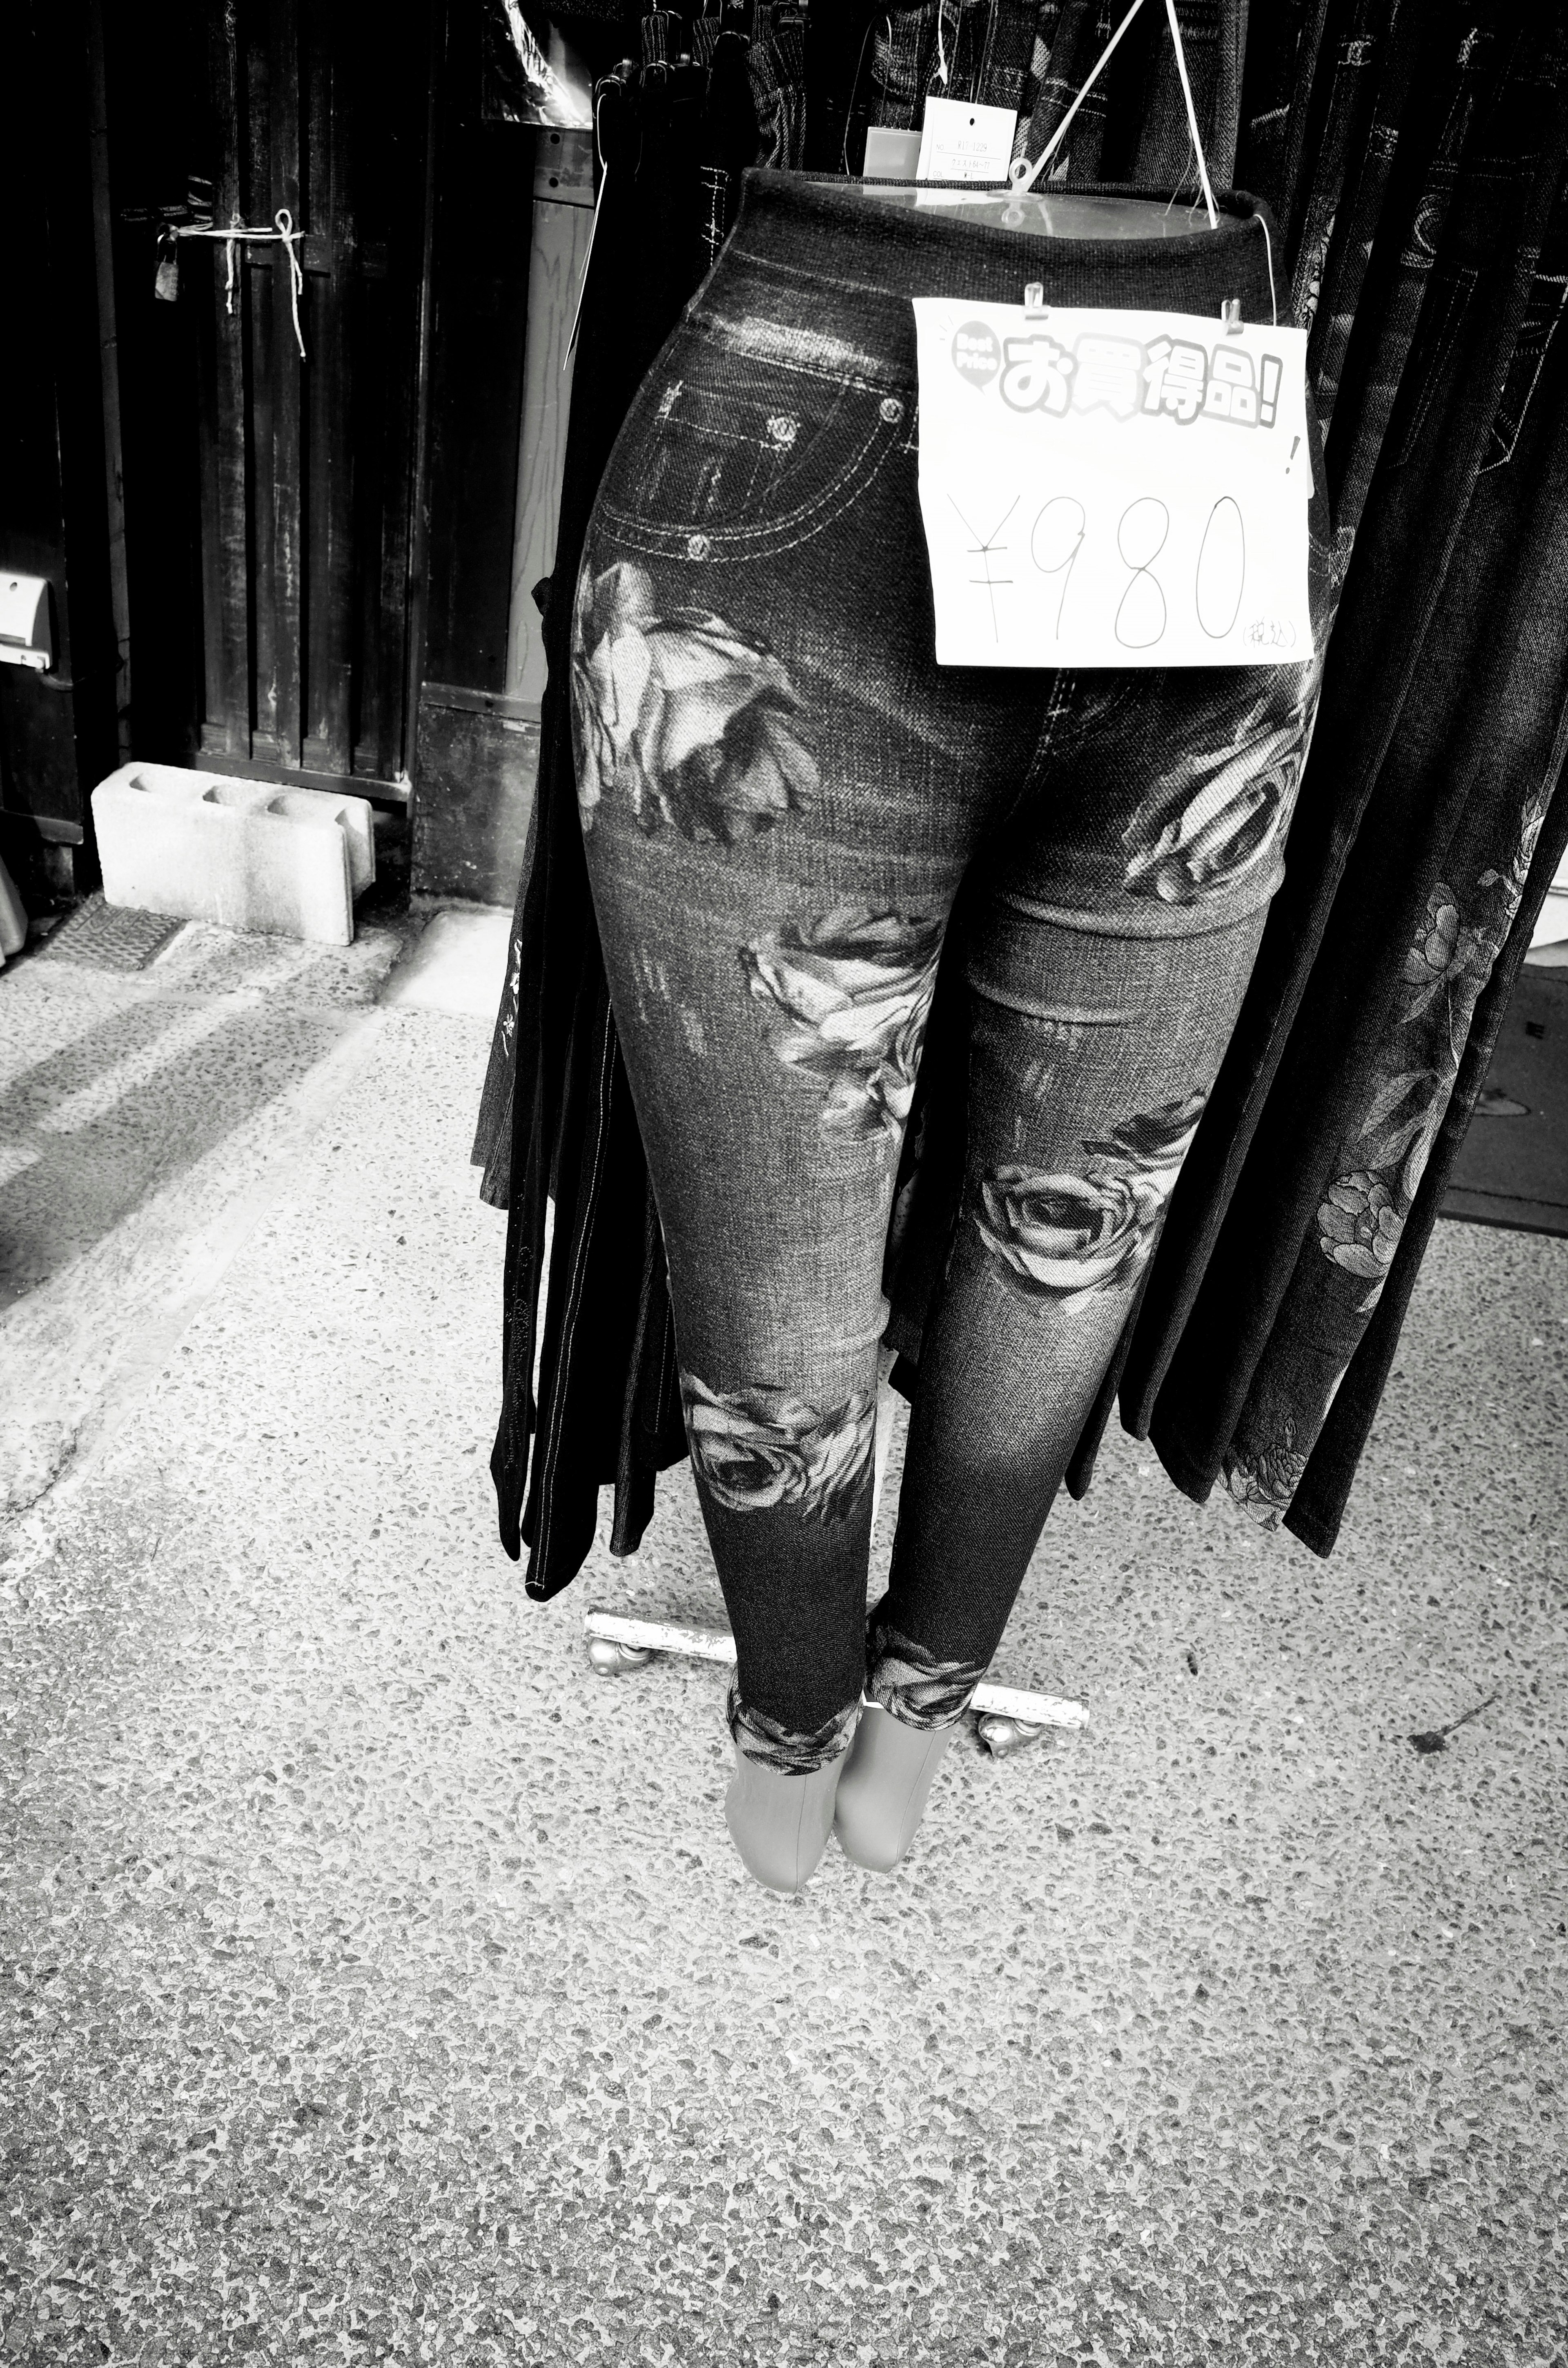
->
[[916, 98, 1018, 183], [912, 299, 1313, 669]]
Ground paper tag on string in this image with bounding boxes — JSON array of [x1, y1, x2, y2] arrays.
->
[[913, 299, 1313, 669], [154, 234, 180, 303], [916, 98, 1017, 183]]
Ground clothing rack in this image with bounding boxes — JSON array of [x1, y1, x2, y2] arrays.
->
[[583, 1608, 1090, 1759], [580, 1339, 1091, 1759]]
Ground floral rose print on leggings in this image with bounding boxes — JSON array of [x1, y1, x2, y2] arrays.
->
[[740, 907, 943, 1140], [681, 1375, 875, 1521], [1121, 682, 1315, 906], [571, 559, 818, 841], [974, 1094, 1207, 1312], [863, 1614, 990, 1730]]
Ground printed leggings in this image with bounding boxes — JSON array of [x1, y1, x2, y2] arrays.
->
[[572, 172, 1330, 1772]]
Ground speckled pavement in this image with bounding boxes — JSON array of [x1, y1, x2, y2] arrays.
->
[[2, 915, 1565, 2368]]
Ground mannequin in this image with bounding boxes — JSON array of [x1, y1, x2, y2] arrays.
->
[[747, 181, 1227, 1889], [567, 158, 1325, 1895]]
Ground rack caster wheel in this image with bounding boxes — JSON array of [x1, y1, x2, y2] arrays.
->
[[974, 1712, 1050, 1759], [587, 1637, 657, 1676]]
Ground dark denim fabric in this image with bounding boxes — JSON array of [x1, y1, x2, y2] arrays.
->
[[570, 174, 1330, 1767], [1016, 0, 1115, 181], [1324, 2, 1515, 546], [1287, 748, 1568, 1550], [1226, 176, 1568, 1543], [1123, 15, 1568, 1513], [1306, 0, 1426, 435], [1281, 0, 1393, 337], [1232, 0, 1324, 222], [1128, 0, 1249, 192], [867, 0, 1247, 187], [481, 59, 705, 1590]]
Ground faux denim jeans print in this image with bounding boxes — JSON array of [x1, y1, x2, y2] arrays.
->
[[571, 172, 1334, 1772]]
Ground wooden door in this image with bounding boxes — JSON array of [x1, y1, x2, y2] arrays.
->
[[193, 0, 438, 800]]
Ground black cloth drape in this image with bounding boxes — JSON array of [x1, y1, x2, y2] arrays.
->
[[476, 0, 1568, 1597]]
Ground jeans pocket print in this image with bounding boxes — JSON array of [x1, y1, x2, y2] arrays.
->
[[1479, 268, 1568, 473], [596, 316, 911, 566], [1386, 261, 1479, 472]]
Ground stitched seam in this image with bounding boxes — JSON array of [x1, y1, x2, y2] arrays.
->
[[989, 868, 1285, 940], [600, 415, 902, 557], [1390, 264, 1479, 468], [1478, 276, 1568, 473], [671, 311, 904, 397]]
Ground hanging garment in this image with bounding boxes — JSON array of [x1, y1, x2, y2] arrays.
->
[[1114, 4, 1568, 1536], [1152, 122, 1568, 1541]]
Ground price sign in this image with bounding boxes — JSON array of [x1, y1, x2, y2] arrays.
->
[[912, 299, 1313, 669]]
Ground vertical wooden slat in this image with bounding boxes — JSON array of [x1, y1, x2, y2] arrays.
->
[[269, 0, 303, 769], [197, 0, 251, 758], [87, 0, 132, 762], [350, 268, 387, 773], [301, 0, 354, 773], [399, 0, 445, 784], [247, 10, 280, 758], [371, 261, 415, 781]]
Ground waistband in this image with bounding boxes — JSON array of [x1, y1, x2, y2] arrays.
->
[[726, 171, 1281, 336]]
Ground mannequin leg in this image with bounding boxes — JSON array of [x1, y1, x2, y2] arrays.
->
[[724, 1694, 855, 1892], [842, 899, 1274, 1869], [831, 1704, 959, 1872], [566, 547, 1024, 1887]]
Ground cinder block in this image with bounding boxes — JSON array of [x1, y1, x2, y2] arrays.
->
[[91, 764, 378, 947], [258, 787, 375, 894], [107, 763, 376, 893]]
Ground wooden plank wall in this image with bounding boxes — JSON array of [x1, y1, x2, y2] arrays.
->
[[192, 0, 433, 800]]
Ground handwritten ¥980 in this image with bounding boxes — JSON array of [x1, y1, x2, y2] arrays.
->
[[913, 300, 1314, 670]]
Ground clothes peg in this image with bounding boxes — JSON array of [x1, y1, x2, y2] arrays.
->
[[1023, 281, 1048, 318], [1221, 297, 1243, 333]]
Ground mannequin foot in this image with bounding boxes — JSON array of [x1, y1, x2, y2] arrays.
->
[[725, 1746, 846, 1895], [832, 1703, 959, 1873]]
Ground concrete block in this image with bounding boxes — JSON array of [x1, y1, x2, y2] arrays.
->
[[91, 764, 378, 947], [107, 762, 376, 893]]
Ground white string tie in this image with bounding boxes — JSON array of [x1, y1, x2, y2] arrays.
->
[[1255, 209, 1278, 325], [274, 209, 306, 359], [173, 207, 308, 358], [1161, 0, 1218, 229]]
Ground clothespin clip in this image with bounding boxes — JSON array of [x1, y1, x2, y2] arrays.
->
[[1221, 297, 1243, 334], [1023, 281, 1048, 319]]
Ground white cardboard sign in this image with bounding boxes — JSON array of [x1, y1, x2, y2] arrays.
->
[[912, 299, 1314, 669]]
